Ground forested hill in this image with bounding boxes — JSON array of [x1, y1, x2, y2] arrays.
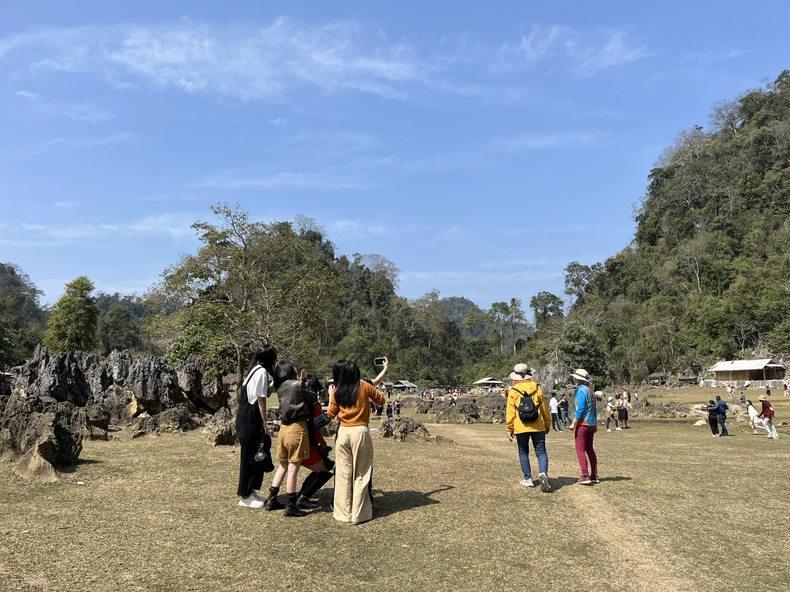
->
[[551, 71, 790, 382]]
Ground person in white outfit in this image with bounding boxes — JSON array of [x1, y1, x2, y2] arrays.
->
[[746, 400, 767, 435]]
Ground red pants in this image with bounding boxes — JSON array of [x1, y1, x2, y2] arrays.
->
[[574, 425, 598, 479]]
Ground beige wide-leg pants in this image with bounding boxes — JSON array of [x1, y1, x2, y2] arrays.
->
[[333, 425, 374, 524]]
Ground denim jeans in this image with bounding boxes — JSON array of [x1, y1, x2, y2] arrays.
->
[[718, 415, 729, 436], [560, 410, 570, 426], [516, 431, 548, 479]]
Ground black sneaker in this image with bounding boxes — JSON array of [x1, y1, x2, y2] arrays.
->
[[538, 473, 551, 493], [591, 476, 600, 484]]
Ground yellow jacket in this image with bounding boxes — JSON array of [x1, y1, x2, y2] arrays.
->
[[506, 380, 551, 435]]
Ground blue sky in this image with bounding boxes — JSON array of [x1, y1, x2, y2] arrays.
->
[[1, 1, 788, 311]]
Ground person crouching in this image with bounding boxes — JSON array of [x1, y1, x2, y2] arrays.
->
[[264, 362, 313, 517]]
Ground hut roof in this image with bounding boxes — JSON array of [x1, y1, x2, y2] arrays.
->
[[647, 372, 665, 379], [393, 380, 419, 389], [473, 377, 504, 385], [709, 359, 785, 373]]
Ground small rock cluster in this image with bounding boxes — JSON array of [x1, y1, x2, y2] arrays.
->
[[376, 417, 453, 445], [415, 394, 507, 425]]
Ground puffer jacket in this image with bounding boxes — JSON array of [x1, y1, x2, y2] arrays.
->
[[506, 380, 551, 435]]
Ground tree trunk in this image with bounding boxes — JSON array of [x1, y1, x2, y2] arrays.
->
[[236, 346, 244, 394]]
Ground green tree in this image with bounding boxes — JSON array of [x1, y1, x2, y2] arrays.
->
[[0, 263, 47, 368], [530, 291, 564, 331], [100, 306, 140, 354], [43, 276, 100, 352]]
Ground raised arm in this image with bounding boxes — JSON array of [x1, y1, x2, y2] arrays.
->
[[371, 357, 390, 387]]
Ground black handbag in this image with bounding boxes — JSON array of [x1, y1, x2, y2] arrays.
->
[[254, 433, 274, 473], [313, 413, 331, 431]]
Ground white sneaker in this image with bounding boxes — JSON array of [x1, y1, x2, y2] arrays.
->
[[615, 427, 622, 431], [252, 491, 267, 502], [519, 478, 535, 488], [239, 496, 265, 509], [607, 429, 612, 432]]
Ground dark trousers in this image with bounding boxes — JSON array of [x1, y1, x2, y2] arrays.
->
[[574, 426, 598, 479], [708, 417, 719, 436], [560, 410, 570, 426], [718, 416, 729, 436], [551, 413, 563, 431], [237, 432, 264, 497]]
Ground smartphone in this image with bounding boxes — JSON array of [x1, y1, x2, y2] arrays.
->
[[374, 357, 386, 367]]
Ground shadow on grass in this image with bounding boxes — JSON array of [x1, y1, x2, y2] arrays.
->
[[59, 458, 102, 474], [549, 475, 632, 492], [310, 485, 455, 518]]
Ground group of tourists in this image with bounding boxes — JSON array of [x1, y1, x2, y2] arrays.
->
[[235, 346, 389, 523], [605, 392, 631, 432], [705, 388, 780, 440], [505, 364, 599, 490]]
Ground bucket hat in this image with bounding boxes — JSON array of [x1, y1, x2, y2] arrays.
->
[[509, 363, 533, 381], [570, 369, 590, 383]]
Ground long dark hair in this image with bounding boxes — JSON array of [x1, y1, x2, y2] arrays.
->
[[305, 375, 323, 395], [333, 359, 361, 408], [273, 361, 297, 390], [249, 345, 277, 377]]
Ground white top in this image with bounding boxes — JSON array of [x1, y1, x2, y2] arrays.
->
[[549, 398, 559, 413], [244, 366, 271, 405], [747, 405, 760, 420]]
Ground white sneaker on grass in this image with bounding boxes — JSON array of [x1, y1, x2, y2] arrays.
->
[[607, 429, 612, 432], [538, 473, 551, 493], [519, 478, 534, 488], [615, 427, 622, 431], [239, 495, 265, 509]]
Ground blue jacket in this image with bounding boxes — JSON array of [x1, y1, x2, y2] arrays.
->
[[713, 400, 728, 417], [574, 385, 597, 427]]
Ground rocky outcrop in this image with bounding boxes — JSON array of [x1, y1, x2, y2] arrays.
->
[[176, 355, 229, 412], [377, 417, 453, 444], [202, 407, 237, 446], [106, 351, 184, 414], [11, 344, 107, 406], [0, 392, 85, 482], [131, 406, 203, 439]]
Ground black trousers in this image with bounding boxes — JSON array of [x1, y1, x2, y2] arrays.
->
[[551, 413, 562, 431], [708, 417, 718, 435], [237, 431, 264, 497], [718, 416, 729, 436]]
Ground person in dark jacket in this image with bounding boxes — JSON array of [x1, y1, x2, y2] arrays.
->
[[264, 362, 314, 517], [706, 399, 719, 437], [236, 346, 277, 508], [294, 376, 335, 509], [713, 395, 729, 437]]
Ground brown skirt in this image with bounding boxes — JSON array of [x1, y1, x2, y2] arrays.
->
[[276, 421, 309, 463]]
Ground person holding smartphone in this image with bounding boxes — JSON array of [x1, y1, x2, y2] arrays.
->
[[327, 357, 388, 524]]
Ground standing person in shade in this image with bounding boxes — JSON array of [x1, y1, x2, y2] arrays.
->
[[264, 362, 314, 517], [569, 369, 598, 485], [559, 394, 570, 428], [706, 400, 720, 437], [506, 364, 552, 492], [385, 402, 393, 421], [549, 393, 563, 432], [606, 397, 619, 432], [746, 400, 766, 435], [236, 346, 277, 509], [327, 358, 388, 525], [713, 395, 730, 437], [758, 395, 779, 439]]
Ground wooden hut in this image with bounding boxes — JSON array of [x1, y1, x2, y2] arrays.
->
[[709, 359, 786, 383]]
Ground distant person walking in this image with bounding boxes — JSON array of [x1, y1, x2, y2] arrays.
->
[[549, 394, 563, 432], [706, 400, 719, 437], [758, 395, 779, 439], [236, 346, 277, 509], [506, 364, 552, 492], [327, 358, 388, 524], [713, 396, 729, 437], [746, 400, 766, 435], [617, 393, 630, 429], [569, 369, 598, 485], [606, 397, 619, 432], [783, 384, 790, 397], [559, 395, 570, 427]]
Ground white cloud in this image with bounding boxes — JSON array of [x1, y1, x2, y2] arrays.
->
[[54, 201, 76, 209], [41, 102, 114, 123], [679, 49, 753, 64], [492, 131, 609, 152], [0, 18, 648, 106], [35, 132, 131, 149], [192, 170, 362, 191], [268, 117, 286, 125], [13, 89, 38, 100], [494, 26, 649, 77], [14, 212, 196, 243]]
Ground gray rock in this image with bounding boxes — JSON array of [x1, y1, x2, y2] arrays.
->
[[176, 355, 230, 412], [106, 350, 185, 414], [11, 344, 108, 406], [130, 405, 201, 438], [0, 373, 11, 397], [202, 407, 237, 446]]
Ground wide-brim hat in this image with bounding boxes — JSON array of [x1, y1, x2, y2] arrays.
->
[[758, 395, 768, 401], [509, 363, 533, 381], [607, 396, 613, 401], [570, 369, 590, 382]]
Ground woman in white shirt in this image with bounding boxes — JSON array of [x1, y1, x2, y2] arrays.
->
[[236, 346, 277, 508], [746, 400, 766, 435]]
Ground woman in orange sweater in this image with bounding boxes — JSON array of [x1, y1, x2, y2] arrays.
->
[[327, 357, 388, 524]]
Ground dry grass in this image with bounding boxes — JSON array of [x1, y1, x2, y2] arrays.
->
[[1, 415, 788, 592]]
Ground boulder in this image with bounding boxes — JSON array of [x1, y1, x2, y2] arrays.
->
[[377, 417, 444, 443], [202, 407, 237, 446], [92, 384, 140, 423], [11, 345, 108, 406], [435, 402, 480, 424], [176, 355, 230, 412], [130, 405, 202, 438], [0, 392, 84, 481], [106, 350, 185, 414]]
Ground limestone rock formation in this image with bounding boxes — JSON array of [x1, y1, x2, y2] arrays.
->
[[130, 405, 202, 439], [202, 407, 237, 446], [176, 355, 229, 412], [377, 417, 452, 444], [106, 350, 184, 414]]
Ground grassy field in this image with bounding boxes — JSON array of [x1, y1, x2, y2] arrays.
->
[[1, 414, 788, 592]]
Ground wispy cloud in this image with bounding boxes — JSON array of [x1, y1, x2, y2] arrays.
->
[[40, 102, 114, 123], [54, 201, 76, 209], [679, 48, 753, 65], [13, 89, 38, 100], [34, 132, 131, 149], [268, 117, 286, 125], [492, 131, 609, 153], [291, 130, 379, 157], [0, 18, 648, 106], [192, 170, 362, 191], [494, 25, 649, 77]]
